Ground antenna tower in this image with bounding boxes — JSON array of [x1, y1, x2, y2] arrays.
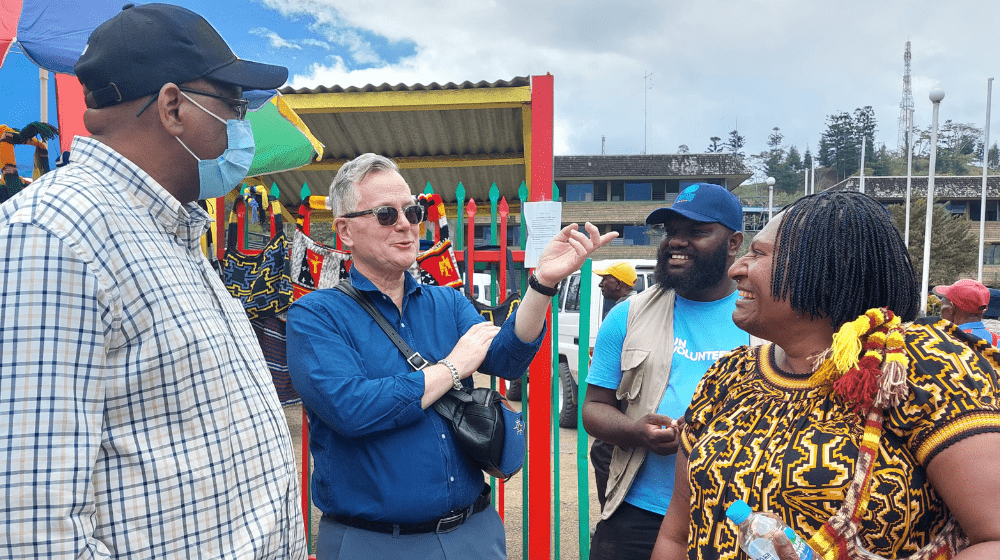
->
[[897, 41, 914, 153]]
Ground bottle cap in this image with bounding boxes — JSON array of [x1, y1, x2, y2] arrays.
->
[[726, 500, 752, 524]]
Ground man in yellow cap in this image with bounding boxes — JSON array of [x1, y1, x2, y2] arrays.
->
[[594, 261, 638, 319], [587, 262, 639, 514]]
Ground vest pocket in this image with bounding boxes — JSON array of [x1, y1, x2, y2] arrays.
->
[[616, 348, 651, 402]]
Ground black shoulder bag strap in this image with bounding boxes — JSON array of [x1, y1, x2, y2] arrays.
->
[[335, 283, 476, 422], [334, 283, 431, 371]]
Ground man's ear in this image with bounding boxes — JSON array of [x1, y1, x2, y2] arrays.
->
[[156, 83, 184, 137], [334, 217, 354, 248], [728, 231, 745, 255]]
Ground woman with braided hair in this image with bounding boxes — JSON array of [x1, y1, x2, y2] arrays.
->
[[651, 191, 1000, 560]]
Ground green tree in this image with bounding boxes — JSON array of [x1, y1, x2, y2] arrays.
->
[[677, 144, 690, 153], [706, 137, 722, 153], [757, 127, 802, 194], [725, 129, 746, 159], [871, 144, 894, 176], [786, 146, 802, 171], [819, 111, 856, 180], [936, 120, 981, 174], [817, 107, 879, 181], [887, 198, 978, 285], [854, 106, 878, 168]]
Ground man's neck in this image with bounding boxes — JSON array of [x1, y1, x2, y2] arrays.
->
[[956, 316, 985, 326], [355, 262, 408, 309], [675, 276, 737, 302]]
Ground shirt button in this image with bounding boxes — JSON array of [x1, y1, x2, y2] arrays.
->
[[400, 322, 405, 327], [450, 476, 455, 482], [441, 434, 446, 439]]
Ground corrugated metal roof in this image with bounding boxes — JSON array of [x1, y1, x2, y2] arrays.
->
[[555, 154, 752, 183], [828, 176, 1000, 199], [278, 77, 532, 95], [260, 77, 533, 207]]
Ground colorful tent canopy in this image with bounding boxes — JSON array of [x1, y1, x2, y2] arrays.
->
[[1, 3, 321, 177], [12, 0, 121, 74], [246, 90, 323, 177]]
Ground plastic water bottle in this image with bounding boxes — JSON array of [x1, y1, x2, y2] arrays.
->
[[726, 500, 815, 560]]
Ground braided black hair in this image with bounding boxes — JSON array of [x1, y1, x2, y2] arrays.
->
[[771, 191, 919, 327]]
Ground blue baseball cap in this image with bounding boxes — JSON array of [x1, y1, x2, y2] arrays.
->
[[645, 183, 743, 232], [497, 401, 525, 479]]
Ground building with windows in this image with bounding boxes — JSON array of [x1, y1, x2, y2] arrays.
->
[[829, 175, 1000, 283], [554, 154, 752, 258]]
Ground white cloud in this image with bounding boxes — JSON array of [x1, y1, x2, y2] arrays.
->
[[266, 0, 1000, 162], [249, 27, 303, 50], [301, 38, 333, 50]]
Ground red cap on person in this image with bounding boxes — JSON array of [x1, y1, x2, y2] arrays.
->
[[934, 279, 991, 313]]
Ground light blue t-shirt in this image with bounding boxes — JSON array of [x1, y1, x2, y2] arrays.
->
[[586, 291, 748, 514]]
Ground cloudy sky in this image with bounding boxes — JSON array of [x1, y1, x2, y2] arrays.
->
[[2, 0, 998, 176]]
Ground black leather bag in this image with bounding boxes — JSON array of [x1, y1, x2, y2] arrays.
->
[[431, 386, 524, 480], [334, 283, 525, 480]]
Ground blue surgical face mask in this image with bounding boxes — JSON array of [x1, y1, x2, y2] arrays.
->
[[176, 92, 255, 200]]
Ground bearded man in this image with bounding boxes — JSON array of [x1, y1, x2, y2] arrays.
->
[[581, 183, 750, 560]]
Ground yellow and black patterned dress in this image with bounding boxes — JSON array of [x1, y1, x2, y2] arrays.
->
[[681, 318, 1000, 560]]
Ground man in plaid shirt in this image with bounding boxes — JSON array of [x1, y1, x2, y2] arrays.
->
[[0, 4, 306, 558]]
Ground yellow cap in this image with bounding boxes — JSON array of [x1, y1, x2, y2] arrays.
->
[[593, 262, 637, 286]]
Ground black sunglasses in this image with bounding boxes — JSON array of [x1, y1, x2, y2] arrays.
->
[[342, 204, 426, 226], [135, 87, 249, 120]]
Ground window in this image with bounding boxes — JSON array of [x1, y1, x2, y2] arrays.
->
[[970, 201, 1000, 221], [472, 225, 520, 246], [946, 201, 967, 216], [563, 274, 582, 312], [985, 243, 1000, 265], [623, 225, 650, 246], [566, 182, 594, 202], [594, 182, 609, 202], [651, 180, 666, 200], [624, 182, 652, 201], [634, 275, 646, 293], [609, 181, 624, 201]]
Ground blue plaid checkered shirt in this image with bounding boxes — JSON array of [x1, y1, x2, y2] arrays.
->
[[0, 136, 306, 558]]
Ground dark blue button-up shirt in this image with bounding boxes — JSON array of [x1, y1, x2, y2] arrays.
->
[[287, 267, 544, 523]]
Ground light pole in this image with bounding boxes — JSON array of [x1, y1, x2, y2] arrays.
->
[[979, 78, 993, 281], [920, 88, 944, 316], [766, 176, 776, 221], [859, 136, 866, 194], [905, 106, 914, 248]]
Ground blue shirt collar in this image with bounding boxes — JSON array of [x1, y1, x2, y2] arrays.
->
[[348, 266, 423, 298]]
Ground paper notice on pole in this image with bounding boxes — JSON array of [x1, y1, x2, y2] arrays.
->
[[522, 201, 562, 268]]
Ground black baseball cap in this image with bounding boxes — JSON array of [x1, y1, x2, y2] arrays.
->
[[75, 3, 288, 109]]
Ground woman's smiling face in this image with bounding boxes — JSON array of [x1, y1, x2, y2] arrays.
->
[[728, 215, 799, 341]]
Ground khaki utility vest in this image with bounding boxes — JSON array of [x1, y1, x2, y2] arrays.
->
[[601, 285, 676, 519]]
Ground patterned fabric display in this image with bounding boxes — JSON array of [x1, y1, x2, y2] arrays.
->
[[416, 239, 463, 288], [471, 294, 520, 327], [465, 246, 521, 326], [251, 316, 300, 405], [680, 317, 1000, 560], [289, 228, 351, 301], [221, 206, 293, 321]]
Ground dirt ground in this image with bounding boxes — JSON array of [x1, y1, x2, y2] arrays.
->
[[283, 375, 602, 560]]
